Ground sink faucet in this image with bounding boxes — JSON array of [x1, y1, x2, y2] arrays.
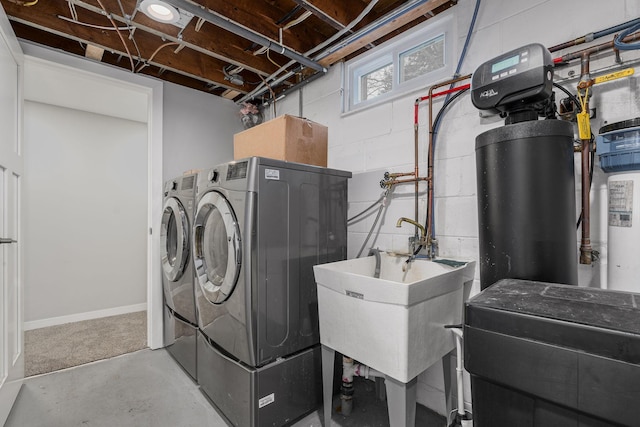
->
[[396, 217, 427, 268], [396, 217, 426, 245], [367, 248, 381, 279]]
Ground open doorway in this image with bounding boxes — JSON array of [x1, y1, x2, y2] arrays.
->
[[20, 51, 163, 375], [23, 102, 148, 375]]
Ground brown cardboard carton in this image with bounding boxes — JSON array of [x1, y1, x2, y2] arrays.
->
[[233, 115, 328, 167]]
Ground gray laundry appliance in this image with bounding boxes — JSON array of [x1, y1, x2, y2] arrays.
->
[[161, 172, 198, 380], [192, 157, 350, 427]]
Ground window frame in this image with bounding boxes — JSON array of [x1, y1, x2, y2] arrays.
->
[[343, 13, 455, 114], [354, 54, 394, 104]]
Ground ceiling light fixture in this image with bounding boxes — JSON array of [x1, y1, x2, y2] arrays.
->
[[139, 0, 180, 24]]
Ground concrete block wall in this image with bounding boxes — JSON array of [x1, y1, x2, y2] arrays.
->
[[276, 0, 640, 416]]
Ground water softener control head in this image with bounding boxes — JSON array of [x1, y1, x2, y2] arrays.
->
[[471, 43, 553, 115]]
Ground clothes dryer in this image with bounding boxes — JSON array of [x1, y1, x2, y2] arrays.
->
[[161, 172, 198, 380], [192, 157, 350, 427]]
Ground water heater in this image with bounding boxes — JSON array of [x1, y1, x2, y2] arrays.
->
[[597, 119, 640, 292]]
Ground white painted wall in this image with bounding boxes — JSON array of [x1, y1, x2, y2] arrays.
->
[[275, 0, 640, 415], [163, 82, 241, 181], [23, 101, 148, 322], [21, 55, 152, 329]]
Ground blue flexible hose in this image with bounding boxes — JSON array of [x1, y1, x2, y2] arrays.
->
[[428, 0, 480, 247], [453, 0, 481, 78], [594, 17, 640, 39], [614, 22, 640, 50]]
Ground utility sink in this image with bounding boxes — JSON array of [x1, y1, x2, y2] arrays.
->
[[313, 254, 475, 383]]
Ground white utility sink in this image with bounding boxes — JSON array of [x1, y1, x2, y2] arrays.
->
[[313, 253, 475, 383]]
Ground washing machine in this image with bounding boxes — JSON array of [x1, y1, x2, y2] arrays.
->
[[192, 157, 350, 427], [161, 172, 198, 380]]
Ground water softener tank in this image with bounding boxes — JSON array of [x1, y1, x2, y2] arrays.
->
[[471, 43, 578, 289], [475, 120, 578, 289]]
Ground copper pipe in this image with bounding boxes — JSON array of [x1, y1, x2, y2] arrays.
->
[[402, 78, 470, 254], [549, 36, 588, 53], [580, 51, 591, 80], [387, 176, 430, 186], [414, 106, 420, 228], [549, 17, 640, 53], [580, 135, 592, 264], [552, 31, 640, 265], [388, 172, 415, 178], [558, 31, 640, 64], [425, 74, 472, 253], [579, 52, 593, 265]]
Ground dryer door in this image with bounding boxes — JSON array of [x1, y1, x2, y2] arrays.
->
[[160, 197, 189, 283], [193, 190, 241, 304]]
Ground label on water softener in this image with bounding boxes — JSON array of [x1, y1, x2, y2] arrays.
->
[[258, 393, 275, 408]]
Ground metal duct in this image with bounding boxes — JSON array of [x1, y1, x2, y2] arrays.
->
[[167, 0, 327, 73]]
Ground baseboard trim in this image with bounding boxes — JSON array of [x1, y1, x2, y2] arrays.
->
[[416, 381, 446, 417], [25, 303, 148, 331]]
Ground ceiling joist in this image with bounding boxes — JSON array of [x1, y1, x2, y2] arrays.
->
[[0, 0, 456, 100], [318, 0, 456, 67]]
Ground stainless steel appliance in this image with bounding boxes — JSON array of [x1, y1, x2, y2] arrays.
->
[[161, 172, 198, 380], [192, 157, 350, 427]]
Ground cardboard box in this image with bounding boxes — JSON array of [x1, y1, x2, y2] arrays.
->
[[234, 115, 328, 167]]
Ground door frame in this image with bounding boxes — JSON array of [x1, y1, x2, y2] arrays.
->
[[0, 5, 24, 424], [20, 42, 164, 349]]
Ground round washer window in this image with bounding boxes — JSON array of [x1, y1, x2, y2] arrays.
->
[[202, 205, 228, 288], [160, 198, 189, 282], [193, 191, 241, 304]]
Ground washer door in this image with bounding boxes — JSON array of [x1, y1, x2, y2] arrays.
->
[[160, 197, 189, 282], [193, 191, 241, 304]]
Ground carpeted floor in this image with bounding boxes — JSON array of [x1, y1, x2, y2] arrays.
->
[[24, 310, 147, 377]]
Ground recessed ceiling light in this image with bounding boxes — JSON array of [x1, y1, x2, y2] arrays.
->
[[140, 0, 180, 24]]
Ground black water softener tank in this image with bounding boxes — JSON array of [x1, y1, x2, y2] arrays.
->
[[471, 43, 578, 290]]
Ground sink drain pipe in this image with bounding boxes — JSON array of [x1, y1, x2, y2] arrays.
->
[[445, 325, 472, 427], [340, 356, 385, 416]]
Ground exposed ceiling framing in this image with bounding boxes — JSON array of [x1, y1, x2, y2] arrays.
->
[[1, 0, 457, 102]]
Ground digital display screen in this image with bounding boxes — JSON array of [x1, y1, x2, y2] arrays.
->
[[227, 161, 248, 180], [491, 54, 520, 73]]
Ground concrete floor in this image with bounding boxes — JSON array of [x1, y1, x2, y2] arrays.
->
[[5, 349, 446, 427]]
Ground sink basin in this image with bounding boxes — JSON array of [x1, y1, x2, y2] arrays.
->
[[313, 254, 475, 383]]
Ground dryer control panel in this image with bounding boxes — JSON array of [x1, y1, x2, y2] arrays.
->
[[226, 161, 248, 181]]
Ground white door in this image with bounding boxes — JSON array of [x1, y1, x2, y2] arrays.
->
[[0, 5, 24, 425]]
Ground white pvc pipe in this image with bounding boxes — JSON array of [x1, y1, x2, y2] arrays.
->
[[355, 363, 385, 380], [343, 356, 386, 381], [450, 327, 466, 417]]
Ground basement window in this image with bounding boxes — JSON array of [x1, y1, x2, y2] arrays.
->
[[344, 14, 454, 113], [356, 56, 393, 102]]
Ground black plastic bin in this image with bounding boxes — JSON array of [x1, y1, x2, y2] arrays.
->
[[464, 279, 640, 427]]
